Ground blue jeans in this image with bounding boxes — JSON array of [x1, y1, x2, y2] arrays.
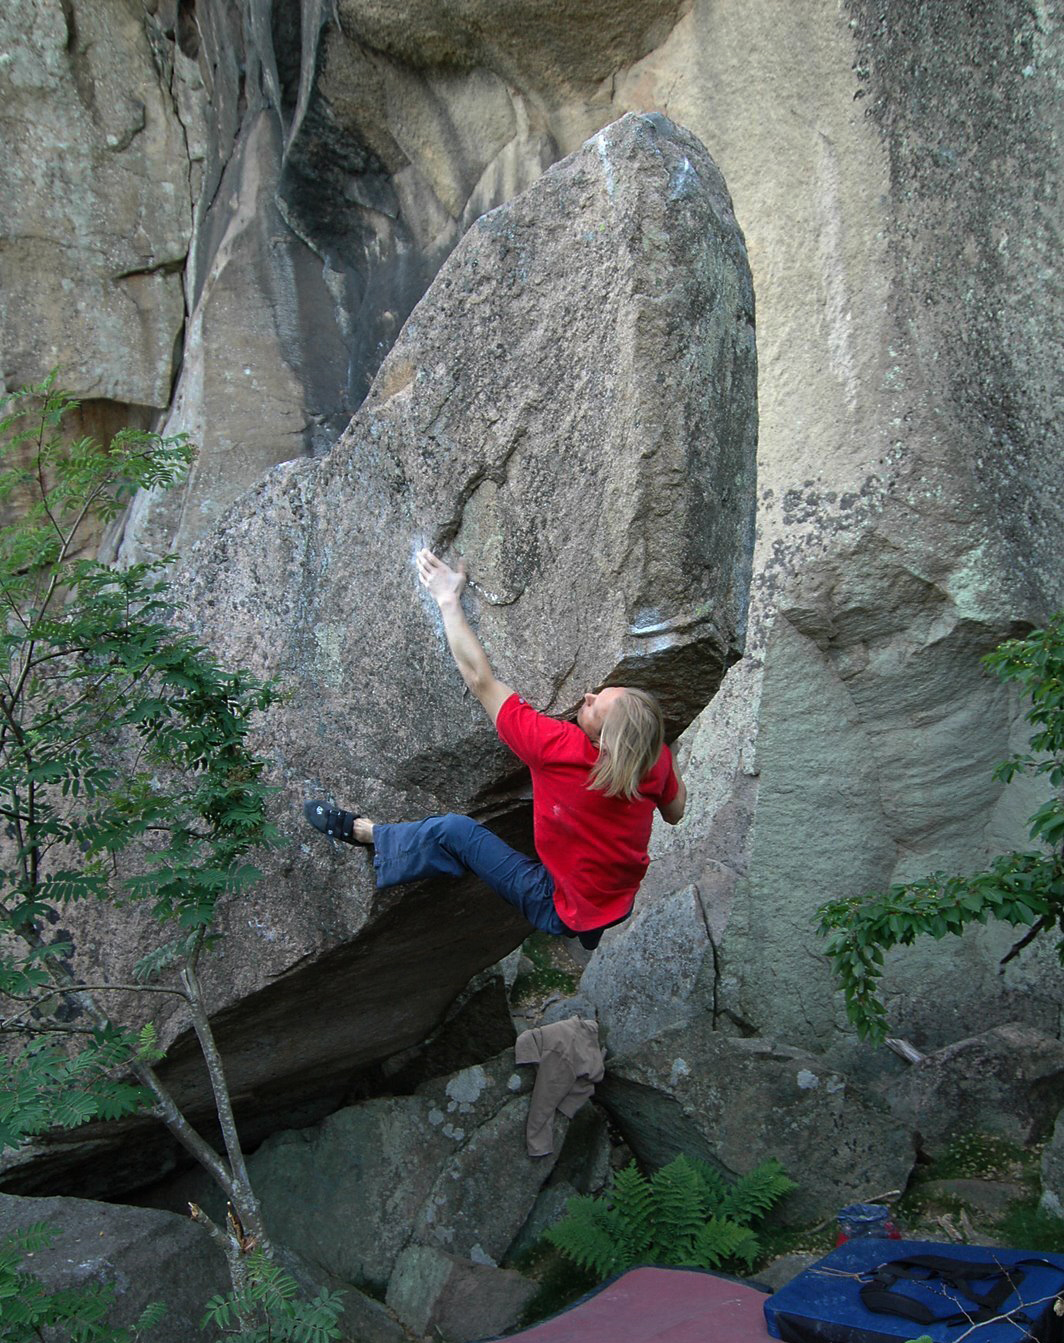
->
[[372, 814, 569, 937]]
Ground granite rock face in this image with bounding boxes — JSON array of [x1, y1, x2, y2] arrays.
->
[[5, 112, 754, 1196], [180, 110, 755, 744], [0, 0, 190, 408], [885, 1024, 1064, 1158], [0, 1195, 228, 1343], [241, 1052, 580, 1291], [4, 0, 1062, 1224], [163, 109, 753, 1121], [598, 1021, 915, 1224], [577, 1, 1063, 1062], [165, 1050, 604, 1340], [52, 0, 1055, 1067]]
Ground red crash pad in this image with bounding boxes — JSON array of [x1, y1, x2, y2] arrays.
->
[[485, 1265, 771, 1343]]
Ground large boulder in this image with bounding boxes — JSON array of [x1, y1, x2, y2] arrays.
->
[[146, 1049, 605, 1337], [236, 1052, 603, 1287], [0, 1194, 228, 1343], [598, 1022, 914, 1224], [7, 111, 754, 1199], [181, 110, 755, 746], [885, 1024, 1064, 1158]]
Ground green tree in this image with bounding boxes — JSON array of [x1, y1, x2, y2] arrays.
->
[[0, 377, 332, 1332], [818, 615, 1064, 1043]]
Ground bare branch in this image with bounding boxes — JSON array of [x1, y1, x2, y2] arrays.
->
[[189, 1203, 254, 1320], [0, 981, 189, 1027], [999, 915, 1051, 967], [0, 1020, 98, 1036], [953, 1290, 1064, 1343], [180, 957, 268, 1248]]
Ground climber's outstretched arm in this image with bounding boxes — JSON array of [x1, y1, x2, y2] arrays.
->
[[417, 547, 514, 725], [659, 760, 687, 825]]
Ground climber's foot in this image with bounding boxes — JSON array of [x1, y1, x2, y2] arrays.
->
[[303, 800, 374, 846]]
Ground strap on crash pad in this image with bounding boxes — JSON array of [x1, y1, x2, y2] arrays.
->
[[859, 1254, 1061, 1328]]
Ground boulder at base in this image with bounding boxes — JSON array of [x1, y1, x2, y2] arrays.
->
[[0, 1194, 227, 1343], [598, 1023, 914, 1224], [885, 1023, 1064, 1157], [386, 1245, 537, 1342]]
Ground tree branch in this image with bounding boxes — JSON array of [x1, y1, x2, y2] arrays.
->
[[180, 956, 268, 1248], [952, 1289, 1064, 1342], [14, 921, 241, 1207], [999, 915, 1052, 967], [1, 981, 189, 1027]]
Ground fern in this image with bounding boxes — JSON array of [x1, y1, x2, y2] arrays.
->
[[689, 1157, 730, 1209], [0, 1220, 165, 1342], [607, 1163, 656, 1266], [543, 1154, 795, 1281], [542, 1194, 628, 1279], [714, 1158, 797, 1225], [647, 1157, 707, 1264], [692, 1217, 760, 1269], [201, 1252, 344, 1342]]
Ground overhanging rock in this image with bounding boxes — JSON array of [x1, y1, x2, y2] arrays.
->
[[187, 111, 756, 758], [7, 113, 756, 1195]]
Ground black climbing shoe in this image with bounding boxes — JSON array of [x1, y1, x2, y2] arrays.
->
[[303, 799, 364, 845]]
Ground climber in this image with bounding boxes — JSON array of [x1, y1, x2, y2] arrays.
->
[[304, 547, 686, 950]]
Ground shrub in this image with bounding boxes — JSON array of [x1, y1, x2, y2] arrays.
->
[[818, 615, 1064, 1043], [543, 1154, 795, 1279]]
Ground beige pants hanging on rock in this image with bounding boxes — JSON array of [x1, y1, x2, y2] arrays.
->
[[515, 1017, 605, 1157]]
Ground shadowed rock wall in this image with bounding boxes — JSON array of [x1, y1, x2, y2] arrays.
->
[[108, 0, 689, 555]]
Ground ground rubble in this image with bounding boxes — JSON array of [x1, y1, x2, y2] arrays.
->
[[9, 979, 1064, 1342]]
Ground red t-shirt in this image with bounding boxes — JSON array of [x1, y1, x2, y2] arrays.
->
[[495, 693, 679, 932]]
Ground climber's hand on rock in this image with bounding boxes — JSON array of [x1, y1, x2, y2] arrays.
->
[[417, 547, 467, 606]]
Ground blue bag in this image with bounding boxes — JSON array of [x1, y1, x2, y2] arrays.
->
[[764, 1239, 1064, 1343]]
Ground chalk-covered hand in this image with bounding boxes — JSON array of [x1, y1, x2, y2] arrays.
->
[[417, 547, 467, 605]]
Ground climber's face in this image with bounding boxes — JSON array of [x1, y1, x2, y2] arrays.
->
[[577, 687, 625, 743]]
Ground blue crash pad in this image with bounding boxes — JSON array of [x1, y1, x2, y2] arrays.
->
[[764, 1240, 1064, 1343]]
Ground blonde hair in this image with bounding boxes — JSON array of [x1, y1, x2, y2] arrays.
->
[[588, 688, 666, 800]]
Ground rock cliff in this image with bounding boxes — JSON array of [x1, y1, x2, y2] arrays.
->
[[2, 109, 756, 1196], [1, 0, 1061, 1295]]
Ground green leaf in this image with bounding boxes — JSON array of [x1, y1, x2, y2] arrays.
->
[[820, 614, 1064, 1042], [0, 380, 285, 1172], [542, 1155, 792, 1280]]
